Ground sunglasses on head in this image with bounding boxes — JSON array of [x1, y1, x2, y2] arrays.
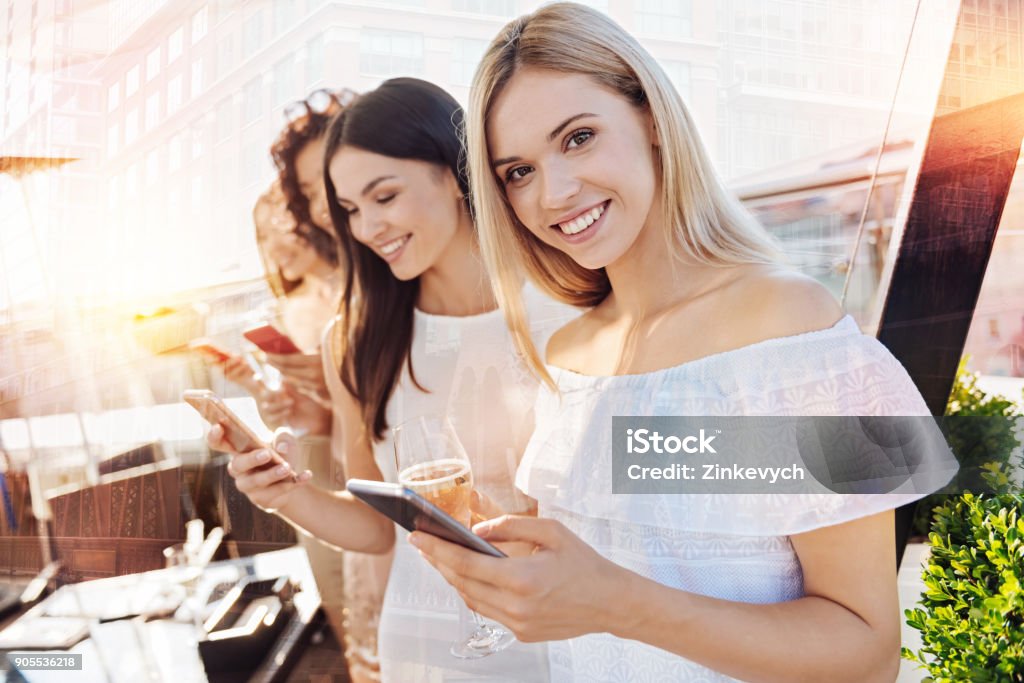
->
[[283, 87, 357, 122]]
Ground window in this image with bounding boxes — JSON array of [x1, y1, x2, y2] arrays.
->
[[307, 34, 325, 83], [217, 33, 238, 81], [168, 75, 183, 113], [126, 65, 140, 97], [168, 27, 183, 63], [107, 82, 120, 111], [125, 107, 139, 144], [191, 58, 204, 96], [635, 0, 692, 38], [360, 29, 424, 76], [216, 97, 234, 141], [191, 126, 205, 159], [191, 175, 203, 213], [145, 148, 160, 186], [243, 12, 263, 59], [450, 38, 487, 86], [452, 0, 515, 15], [661, 60, 692, 102], [108, 175, 119, 210], [107, 123, 119, 157], [191, 6, 208, 44], [55, 22, 70, 47], [169, 132, 184, 172], [146, 46, 161, 81], [145, 92, 161, 130], [273, 0, 298, 34], [126, 162, 139, 197], [243, 77, 262, 124], [242, 142, 263, 187], [272, 55, 293, 105]]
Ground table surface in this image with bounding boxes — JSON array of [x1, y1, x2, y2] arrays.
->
[[0, 546, 320, 683]]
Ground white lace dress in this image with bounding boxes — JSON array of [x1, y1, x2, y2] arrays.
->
[[516, 315, 959, 683], [367, 285, 579, 682]]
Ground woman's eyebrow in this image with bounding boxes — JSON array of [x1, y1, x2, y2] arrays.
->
[[492, 113, 598, 170]]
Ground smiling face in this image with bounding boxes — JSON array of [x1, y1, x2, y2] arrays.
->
[[294, 136, 330, 230], [327, 147, 466, 281], [489, 68, 660, 271]]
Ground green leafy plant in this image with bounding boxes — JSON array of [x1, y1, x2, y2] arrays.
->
[[911, 359, 1023, 537], [902, 358, 1024, 681], [902, 490, 1024, 681]]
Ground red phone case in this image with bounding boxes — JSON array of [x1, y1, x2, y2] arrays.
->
[[243, 324, 302, 355], [189, 339, 231, 363]]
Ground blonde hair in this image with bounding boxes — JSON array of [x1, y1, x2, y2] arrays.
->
[[467, 1, 781, 385]]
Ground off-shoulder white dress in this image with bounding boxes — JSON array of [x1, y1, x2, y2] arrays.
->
[[516, 315, 959, 683]]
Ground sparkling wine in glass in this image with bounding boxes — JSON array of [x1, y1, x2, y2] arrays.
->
[[393, 415, 516, 659]]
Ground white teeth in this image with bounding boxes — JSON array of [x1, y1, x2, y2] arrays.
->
[[380, 235, 409, 255], [558, 203, 605, 235]]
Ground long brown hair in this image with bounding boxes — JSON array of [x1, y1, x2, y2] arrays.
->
[[323, 78, 471, 441]]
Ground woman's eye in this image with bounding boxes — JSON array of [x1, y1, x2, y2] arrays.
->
[[377, 194, 396, 205], [566, 129, 593, 150], [344, 206, 359, 217], [504, 166, 532, 185]]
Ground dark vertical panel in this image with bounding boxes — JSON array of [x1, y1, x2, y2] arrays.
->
[[879, 94, 1024, 565]]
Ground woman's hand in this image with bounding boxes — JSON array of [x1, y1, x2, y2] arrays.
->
[[264, 351, 329, 403], [221, 354, 262, 394], [208, 424, 312, 513], [409, 515, 627, 642], [255, 382, 331, 435]]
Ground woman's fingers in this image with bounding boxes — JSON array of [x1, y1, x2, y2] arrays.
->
[[473, 515, 565, 550], [206, 424, 232, 452], [264, 352, 328, 393], [226, 448, 276, 476], [234, 461, 311, 493], [409, 532, 505, 585], [234, 470, 312, 512]]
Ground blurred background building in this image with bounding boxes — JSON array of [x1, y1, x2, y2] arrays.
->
[[0, 0, 1021, 571]]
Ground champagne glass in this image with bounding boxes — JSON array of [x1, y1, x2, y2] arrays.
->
[[393, 415, 516, 659]]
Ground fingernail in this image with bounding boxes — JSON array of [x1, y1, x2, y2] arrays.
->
[[407, 533, 422, 548], [256, 451, 270, 463], [276, 440, 290, 455], [275, 465, 288, 475]]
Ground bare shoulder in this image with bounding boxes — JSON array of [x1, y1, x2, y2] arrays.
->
[[545, 309, 599, 367], [728, 265, 845, 341]]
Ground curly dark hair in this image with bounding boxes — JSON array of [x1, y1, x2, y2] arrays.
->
[[270, 89, 357, 270]]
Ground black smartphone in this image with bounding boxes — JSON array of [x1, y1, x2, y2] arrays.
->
[[346, 479, 506, 558]]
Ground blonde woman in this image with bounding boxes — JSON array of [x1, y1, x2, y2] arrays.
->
[[414, 4, 955, 682]]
